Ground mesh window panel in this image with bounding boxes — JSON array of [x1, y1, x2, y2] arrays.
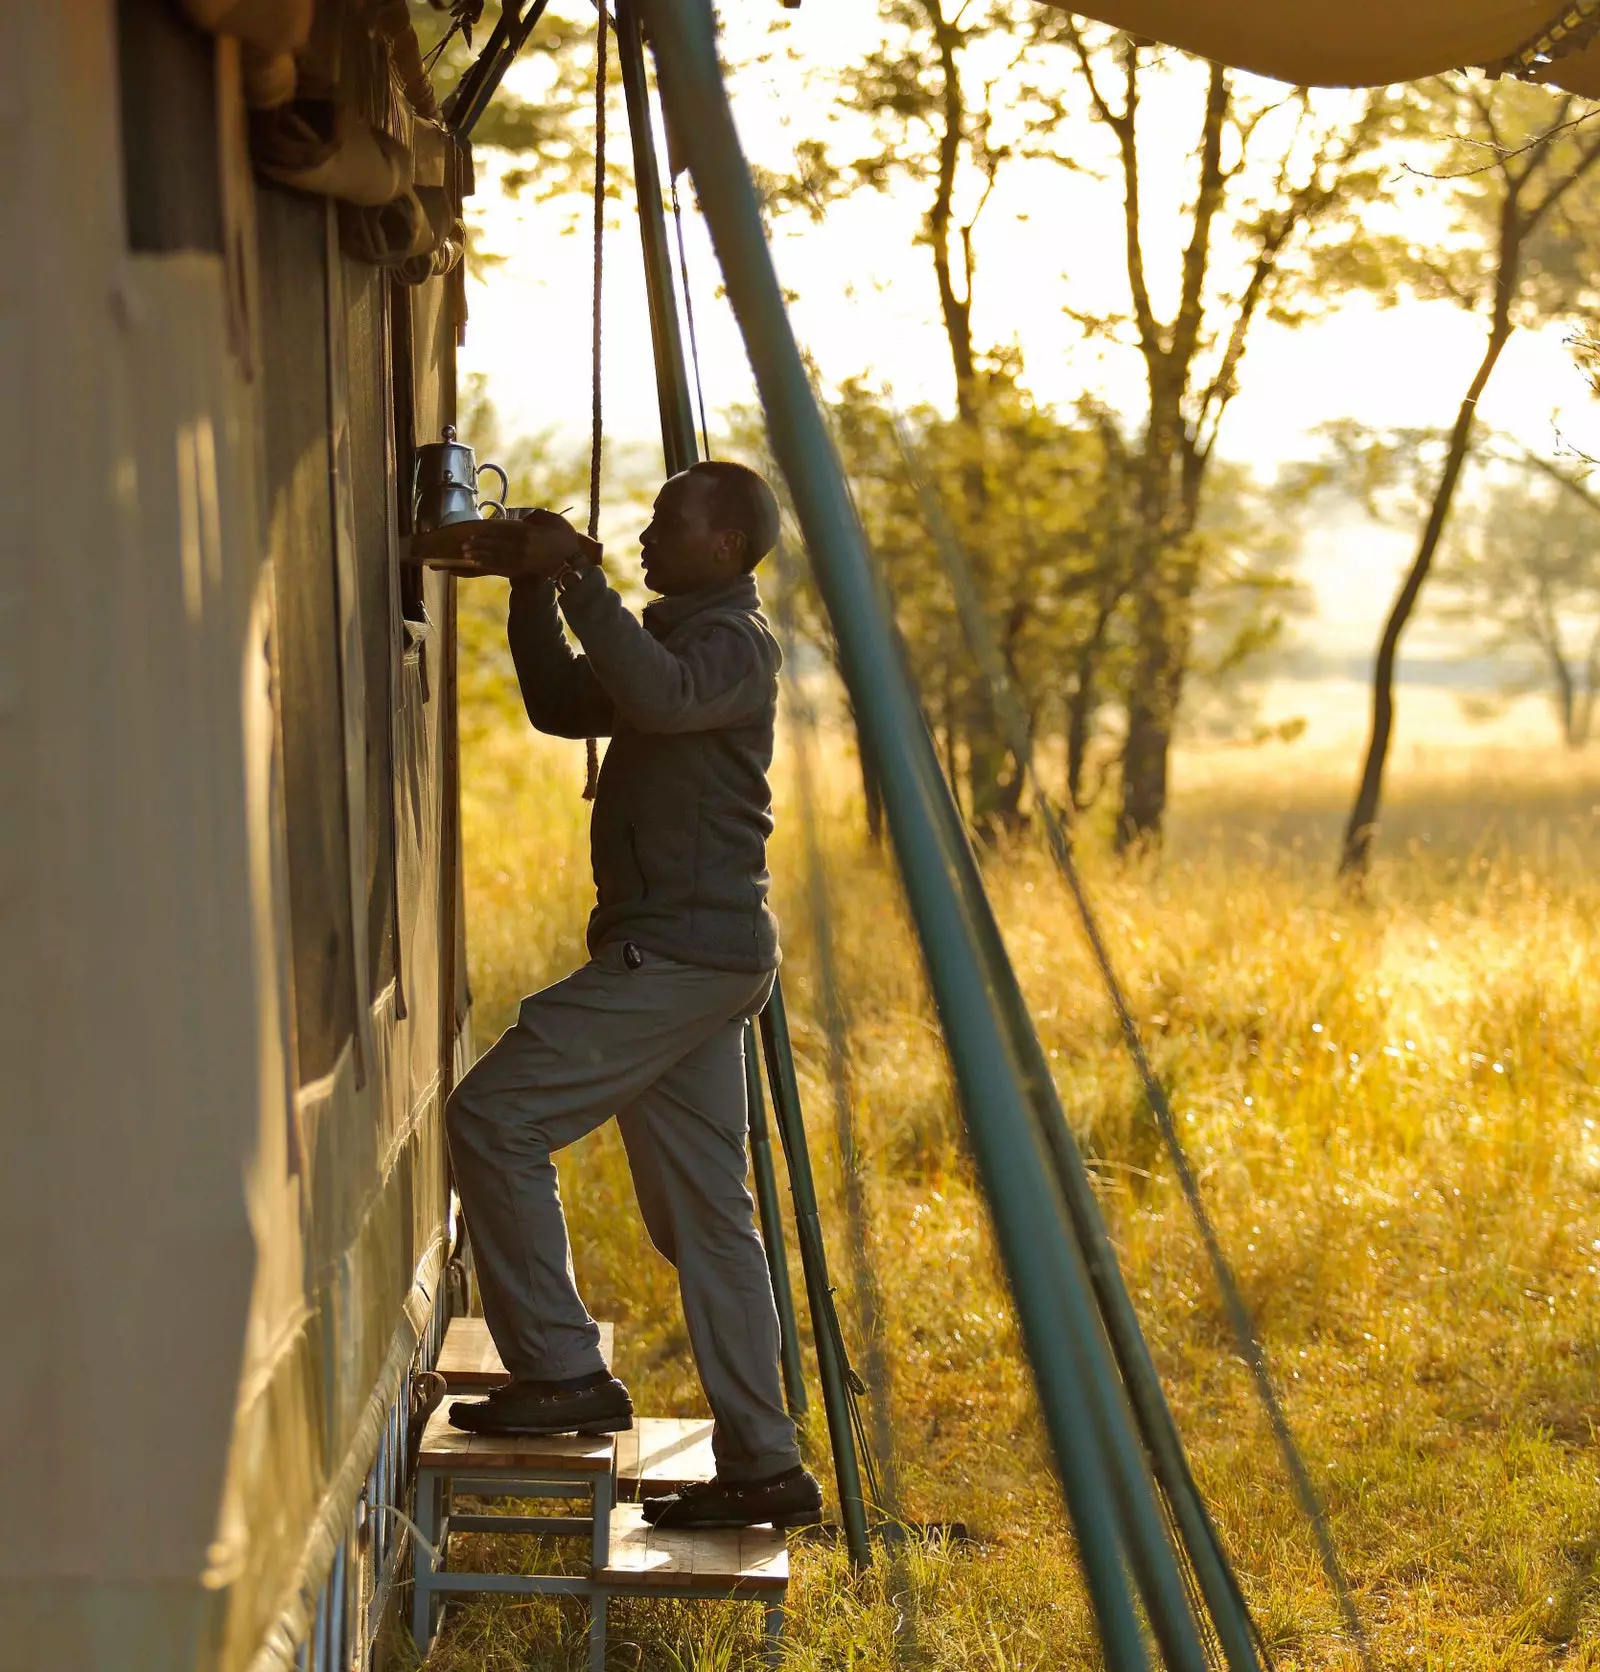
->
[[258, 186, 359, 1085], [344, 258, 399, 992]]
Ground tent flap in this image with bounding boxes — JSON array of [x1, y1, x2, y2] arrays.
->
[[1050, 0, 1600, 96]]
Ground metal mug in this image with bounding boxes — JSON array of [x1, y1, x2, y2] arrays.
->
[[411, 425, 509, 532]]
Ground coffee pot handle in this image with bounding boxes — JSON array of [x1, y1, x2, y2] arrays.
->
[[475, 462, 509, 506]]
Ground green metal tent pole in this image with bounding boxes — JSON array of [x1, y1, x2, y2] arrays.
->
[[758, 989, 874, 1569], [744, 1019, 809, 1418], [894, 421, 1266, 1672], [618, 1, 828, 1501], [876, 626, 1214, 1672], [639, 3, 1212, 1662], [615, 0, 697, 477]]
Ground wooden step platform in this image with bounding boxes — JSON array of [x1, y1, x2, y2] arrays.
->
[[437, 1316, 616, 1389], [417, 1400, 616, 1476], [418, 1315, 784, 1667], [615, 1418, 717, 1498], [597, 1504, 788, 1597], [434, 1318, 716, 1496]]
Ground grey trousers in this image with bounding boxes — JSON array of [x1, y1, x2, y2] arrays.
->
[[445, 940, 801, 1482]]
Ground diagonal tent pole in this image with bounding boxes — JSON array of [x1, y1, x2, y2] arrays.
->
[[890, 416, 1269, 1672], [614, 0, 870, 1556], [448, 0, 554, 139], [638, 1, 1228, 1663]]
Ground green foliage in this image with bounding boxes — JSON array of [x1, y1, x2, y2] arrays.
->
[[728, 374, 1297, 829], [1343, 79, 1600, 329]]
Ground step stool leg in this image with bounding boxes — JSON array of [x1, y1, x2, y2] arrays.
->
[[591, 1469, 613, 1568], [587, 1468, 613, 1671], [762, 1601, 785, 1668], [410, 1468, 442, 1655], [587, 1594, 608, 1672]]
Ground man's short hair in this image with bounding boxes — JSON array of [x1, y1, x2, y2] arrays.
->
[[688, 460, 780, 570]]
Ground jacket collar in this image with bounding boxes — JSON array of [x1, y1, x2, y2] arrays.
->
[[642, 573, 762, 637]]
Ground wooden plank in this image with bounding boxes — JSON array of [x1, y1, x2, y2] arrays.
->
[[615, 1418, 717, 1496], [418, 1401, 615, 1474], [595, 1506, 788, 1594], [436, 1316, 616, 1389]]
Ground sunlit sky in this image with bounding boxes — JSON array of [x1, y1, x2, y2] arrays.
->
[[457, 0, 1600, 668]]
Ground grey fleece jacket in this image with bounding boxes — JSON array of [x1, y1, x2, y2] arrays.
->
[[507, 567, 782, 972]]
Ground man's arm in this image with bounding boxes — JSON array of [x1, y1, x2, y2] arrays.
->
[[557, 568, 777, 733], [507, 578, 616, 739]]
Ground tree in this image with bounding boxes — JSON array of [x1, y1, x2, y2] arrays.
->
[[757, 7, 1331, 836], [1439, 460, 1600, 748], [1340, 80, 1600, 880], [1034, 21, 1399, 849], [759, 0, 1055, 829]]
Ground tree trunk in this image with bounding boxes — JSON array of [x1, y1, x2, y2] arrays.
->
[[1117, 602, 1188, 850], [1550, 649, 1577, 747], [1065, 595, 1117, 810], [1117, 532, 1199, 851], [1340, 319, 1513, 879], [850, 695, 885, 841], [1066, 666, 1096, 811], [1578, 626, 1600, 746], [965, 685, 1011, 841]]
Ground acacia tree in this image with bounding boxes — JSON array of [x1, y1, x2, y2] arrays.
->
[[1340, 80, 1600, 879], [1439, 460, 1600, 748], [761, 0, 1064, 831], [1035, 21, 1399, 848]]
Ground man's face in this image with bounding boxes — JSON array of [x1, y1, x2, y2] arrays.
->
[[638, 472, 745, 597]]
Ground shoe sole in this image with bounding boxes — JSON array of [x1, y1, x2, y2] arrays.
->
[[643, 1506, 824, 1531], [449, 1414, 635, 1437]]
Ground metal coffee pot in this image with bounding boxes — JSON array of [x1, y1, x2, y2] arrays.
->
[[411, 425, 509, 533]]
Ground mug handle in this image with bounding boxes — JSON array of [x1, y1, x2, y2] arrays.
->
[[476, 462, 509, 505], [476, 500, 505, 518]]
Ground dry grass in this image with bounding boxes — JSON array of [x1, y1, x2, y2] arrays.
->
[[420, 707, 1600, 1671]]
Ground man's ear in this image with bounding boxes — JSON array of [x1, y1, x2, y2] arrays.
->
[[720, 528, 748, 568]]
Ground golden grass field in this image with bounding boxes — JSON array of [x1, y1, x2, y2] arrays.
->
[[420, 652, 1600, 1671]]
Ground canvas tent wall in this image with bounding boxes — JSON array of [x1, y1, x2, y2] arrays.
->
[[1, 4, 466, 1669]]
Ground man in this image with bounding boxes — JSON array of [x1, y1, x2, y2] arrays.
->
[[443, 461, 823, 1532]]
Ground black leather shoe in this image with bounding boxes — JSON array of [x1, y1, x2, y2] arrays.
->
[[642, 1465, 823, 1529], [448, 1375, 634, 1436]]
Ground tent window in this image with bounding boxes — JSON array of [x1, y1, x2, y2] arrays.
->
[[344, 259, 400, 993], [258, 184, 359, 1086], [116, 0, 223, 254]]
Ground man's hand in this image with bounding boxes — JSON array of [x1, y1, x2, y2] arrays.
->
[[460, 509, 602, 582]]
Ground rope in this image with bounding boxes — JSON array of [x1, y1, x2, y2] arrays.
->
[[671, 180, 712, 461], [889, 411, 1372, 1670], [582, 6, 608, 802]]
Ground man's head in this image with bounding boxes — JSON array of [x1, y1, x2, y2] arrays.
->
[[638, 461, 780, 596]]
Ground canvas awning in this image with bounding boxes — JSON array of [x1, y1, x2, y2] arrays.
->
[[1049, 0, 1600, 98]]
